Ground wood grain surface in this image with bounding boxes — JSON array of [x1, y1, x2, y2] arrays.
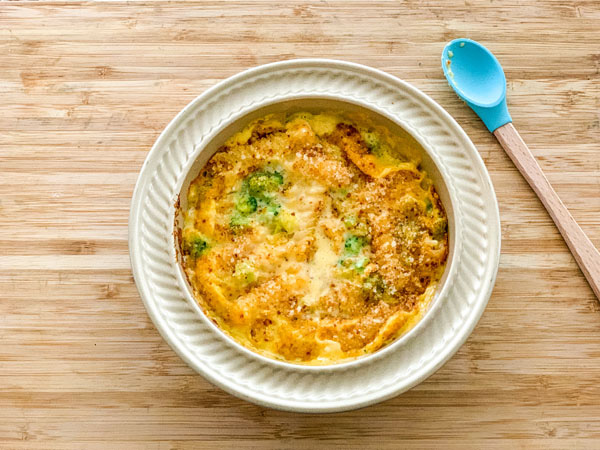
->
[[1, 1, 599, 448], [494, 123, 600, 299]]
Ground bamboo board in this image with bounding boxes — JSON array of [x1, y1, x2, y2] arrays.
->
[[1, 1, 599, 448]]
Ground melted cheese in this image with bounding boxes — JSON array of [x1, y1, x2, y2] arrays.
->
[[180, 111, 449, 365], [302, 219, 339, 307]]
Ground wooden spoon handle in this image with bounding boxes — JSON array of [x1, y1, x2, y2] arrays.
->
[[494, 123, 600, 299]]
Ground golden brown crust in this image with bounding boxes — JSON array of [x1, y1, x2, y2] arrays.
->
[[180, 112, 448, 364]]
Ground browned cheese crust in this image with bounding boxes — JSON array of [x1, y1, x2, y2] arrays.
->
[[180, 112, 448, 364]]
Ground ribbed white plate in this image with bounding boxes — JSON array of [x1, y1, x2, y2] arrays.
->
[[129, 59, 500, 413]]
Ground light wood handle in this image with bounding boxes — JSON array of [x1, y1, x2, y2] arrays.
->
[[494, 123, 600, 300]]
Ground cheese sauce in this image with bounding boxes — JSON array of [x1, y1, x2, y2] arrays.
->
[[180, 111, 448, 364]]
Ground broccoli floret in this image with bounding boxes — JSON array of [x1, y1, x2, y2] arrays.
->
[[338, 255, 369, 274], [354, 256, 369, 272], [233, 261, 256, 285], [236, 195, 257, 214], [344, 235, 366, 255], [425, 198, 433, 214], [246, 170, 284, 196], [267, 207, 297, 234], [339, 234, 370, 275], [273, 210, 297, 233], [230, 213, 250, 229], [343, 215, 357, 229], [266, 202, 280, 217], [362, 131, 380, 152], [230, 168, 288, 232], [432, 217, 447, 240], [184, 235, 209, 259], [343, 216, 368, 236], [363, 274, 385, 299]]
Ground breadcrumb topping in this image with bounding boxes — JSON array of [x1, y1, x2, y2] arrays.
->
[[181, 111, 448, 364]]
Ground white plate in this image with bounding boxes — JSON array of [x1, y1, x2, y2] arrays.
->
[[129, 59, 501, 412]]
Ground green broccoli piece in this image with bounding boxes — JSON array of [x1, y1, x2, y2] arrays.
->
[[342, 216, 368, 237], [231, 168, 287, 233], [246, 170, 284, 197], [363, 274, 386, 300], [236, 195, 257, 214], [425, 198, 433, 214], [344, 235, 366, 256], [272, 210, 297, 233], [338, 254, 369, 274], [432, 217, 447, 240], [233, 262, 256, 285], [343, 215, 357, 229], [184, 235, 209, 259], [362, 131, 380, 153], [230, 213, 250, 229], [266, 202, 280, 217], [354, 256, 369, 272]]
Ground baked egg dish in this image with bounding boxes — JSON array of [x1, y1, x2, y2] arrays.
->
[[179, 111, 448, 365]]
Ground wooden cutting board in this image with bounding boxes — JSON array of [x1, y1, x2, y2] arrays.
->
[[1, 1, 599, 448]]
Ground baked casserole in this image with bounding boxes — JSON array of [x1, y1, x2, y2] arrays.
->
[[180, 111, 448, 364]]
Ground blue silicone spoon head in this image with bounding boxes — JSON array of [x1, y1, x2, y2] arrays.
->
[[442, 39, 512, 132]]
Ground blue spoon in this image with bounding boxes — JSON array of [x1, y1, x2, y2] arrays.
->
[[442, 38, 511, 133], [442, 39, 600, 299]]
